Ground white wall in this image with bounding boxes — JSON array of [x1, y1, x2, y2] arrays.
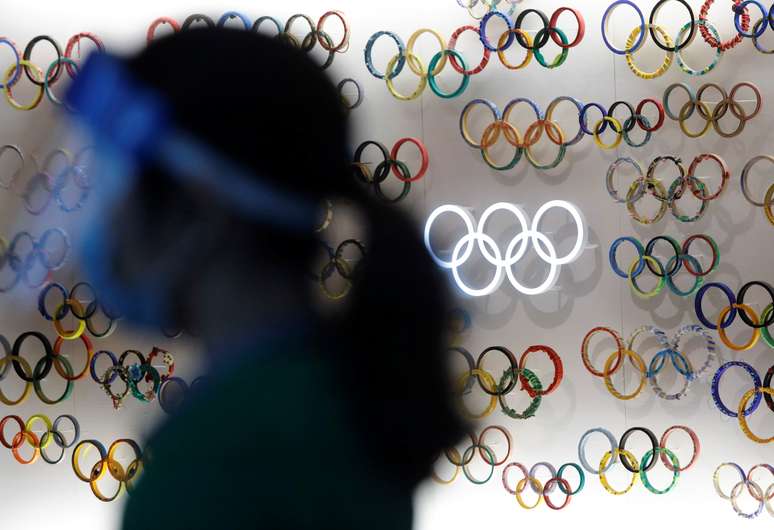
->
[[0, 0, 772, 528]]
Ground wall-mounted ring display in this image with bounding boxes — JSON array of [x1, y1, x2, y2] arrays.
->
[[424, 201, 587, 297], [608, 234, 719, 298], [501, 460, 585, 510], [0, 229, 70, 292], [313, 239, 366, 301], [711, 361, 774, 443], [606, 154, 729, 224], [581, 325, 720, 401], [72, 438, 143, 502], [89, 347, 176, 410], [577, 425, 699, 495], [713, 462, 774, 518], [1, 413, 80, 465], [741, 155, 774, 225], [452, 344, 563, 420], [352, 138, 429, 203], [695, 281, 774, 350]]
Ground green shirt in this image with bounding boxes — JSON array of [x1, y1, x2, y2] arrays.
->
[[122, 348, 412, 529]]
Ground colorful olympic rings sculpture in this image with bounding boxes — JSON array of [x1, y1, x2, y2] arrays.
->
[[714, 462, 774, 518], [352, 138, 429, 203], [455, 0, 520, 20], [695, 281, 774, 350], [662, 82, 762, 138], [0, 145, 92, 213], [608, 234, 719, 298], [0, 229, 70, 292], [90, 348, 174, 409], [711, 361, 774, 444], [314, 239, 366, 301], [0, 413, 80, 465], [424, 201, 587, 297], [501, 460, 585, 510], [581, 325, 720, 401], [432, 425, 512, 485], [606, 154, 729, 224], [38, 281, 122, 339], [451, 344, 563, 420], [733, 1, 774, 53], [72, 438, 143, 502], [741, 155, 774, 225], [577, 425, 699, 495], [148, 11, 350, 69]]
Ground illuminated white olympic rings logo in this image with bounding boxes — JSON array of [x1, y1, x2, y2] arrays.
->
[[424, 201, 587, 297]]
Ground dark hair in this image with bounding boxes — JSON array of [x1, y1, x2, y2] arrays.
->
[[122, 29, 466, 487]]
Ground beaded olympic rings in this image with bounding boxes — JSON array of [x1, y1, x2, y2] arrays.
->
[[452, 344, 563, 420], [0, 228, 70, 292], [581, 325, 721, 401], [714, 462, 774, 518], [578, 425, 699, 495], [500, 459, 586, 510], [663, 82, 762, 138], [695, 281, 774, 350], [606, 154, 730, 224], [432, 425, 512, 485], [711, 361, 774, 443], [608, 234, 719, 298], [352, 138, 429, 203]]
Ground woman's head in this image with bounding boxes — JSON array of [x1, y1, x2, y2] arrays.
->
[[74, 28, 466, 486]]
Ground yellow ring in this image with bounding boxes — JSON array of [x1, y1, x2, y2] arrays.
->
[[679, 100, 712, 138], [431, 450, 461, 484], [593, 116, 623, 150], [456, 368, 497, 419], [599, 449, 639, 495], [717, 303, 760, 351], [515, 477, 543, 509], [738, 387, 774, 444], [481, 121, 521, 168], [3, 60, 44, 111], [0, 355, 32, 405], [764, 183, 774, 227], [497, 29, 533, 70], [25, 414, 53, 449], [626, 178, 668, 225], [628, 255, 665, 299], [406, 29, 447, 76], [603, 349, 646, 400], [53, 299, 87, 340], [385, 52, 427, 101], [624, 24, 674, 80]]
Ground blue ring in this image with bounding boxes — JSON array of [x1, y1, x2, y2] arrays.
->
[[735, 1, 768, 37], [479, 10, 514, 52], [770, 4, 774, 30], [609, 237, 645, 279], [38, 282, 68, 321], [217, 11, 252, 30], [601, 1, 646, 55], [647, 349, 693, 379], [52, 414, 80, 448], [578, 427, 618, 474], [694, 282, 737, 330], [502, 97, 543, 121], [364, 31, 406, 80], [90, 350, 119, 384], [0, 39, 20, 89], [711, 361, 762, 417], [665, 254, 703, 297], [579, 103, 608, 135]]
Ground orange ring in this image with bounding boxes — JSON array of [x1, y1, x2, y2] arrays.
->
[[717, 304, 760, 351]]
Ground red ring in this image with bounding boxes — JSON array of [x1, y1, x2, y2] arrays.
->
[[518, 345, 563, 398], [52, 334, 93, 380], [687, 153, 729, 201], [581, 327, 623, 377], [64, 33, 105, 79], [448, 26, 491, 75], [635, 99, 665, 132], [681, 235, 718, 277], [543, 476, 572, 509], [549, 7, 585, 48], [659, 425, 700, 472], [316, 11, 350, 52], [698, 0, 749, 51], [147, 17, 181, 44], [0, 415, 25, 449], [477, 425, 511, 466], [390, 137, 429, 182]]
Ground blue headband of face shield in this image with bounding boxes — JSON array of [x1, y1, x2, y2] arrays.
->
[[63, 52, 320, 327]]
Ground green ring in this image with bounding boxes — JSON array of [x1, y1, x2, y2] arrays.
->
[[533, 27, 569, 69], [557, 462, 585, 495], [761, 304, 774, 349], [428, 49, 470, 99], [665, 254, 704, 297], [497, 367, 542, 419], [526, 144, 566, 170], [480, 138, 523, 171], [34, 355, 74, 404], [639, 447, 680, 494], [461, 444, 495, 484]]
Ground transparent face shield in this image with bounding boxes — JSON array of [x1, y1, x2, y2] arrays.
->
[[5, 51, 319, 325]]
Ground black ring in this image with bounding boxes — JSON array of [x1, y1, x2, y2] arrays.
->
[[649, 0, 695, 51], [373, 160, 411, 204], [736, 281, 774, 328], [11, 331, 53, 382], [644, 236, 683, 277], [334, 239, 366, 280], [181, 14, 215, 30], [607, 101, 637, 133], [118, 350, 147, 382], [353, 141, 390, 184], [22, 35, 63, 87], [618, 427, 659, 472], [70, 282, 99, 320], [39, 430, 67, 465], [514, 9, 551, 50], [476, 346, 519, 396], [764, 365, 774, 413], [450, 347, 476, 394]]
